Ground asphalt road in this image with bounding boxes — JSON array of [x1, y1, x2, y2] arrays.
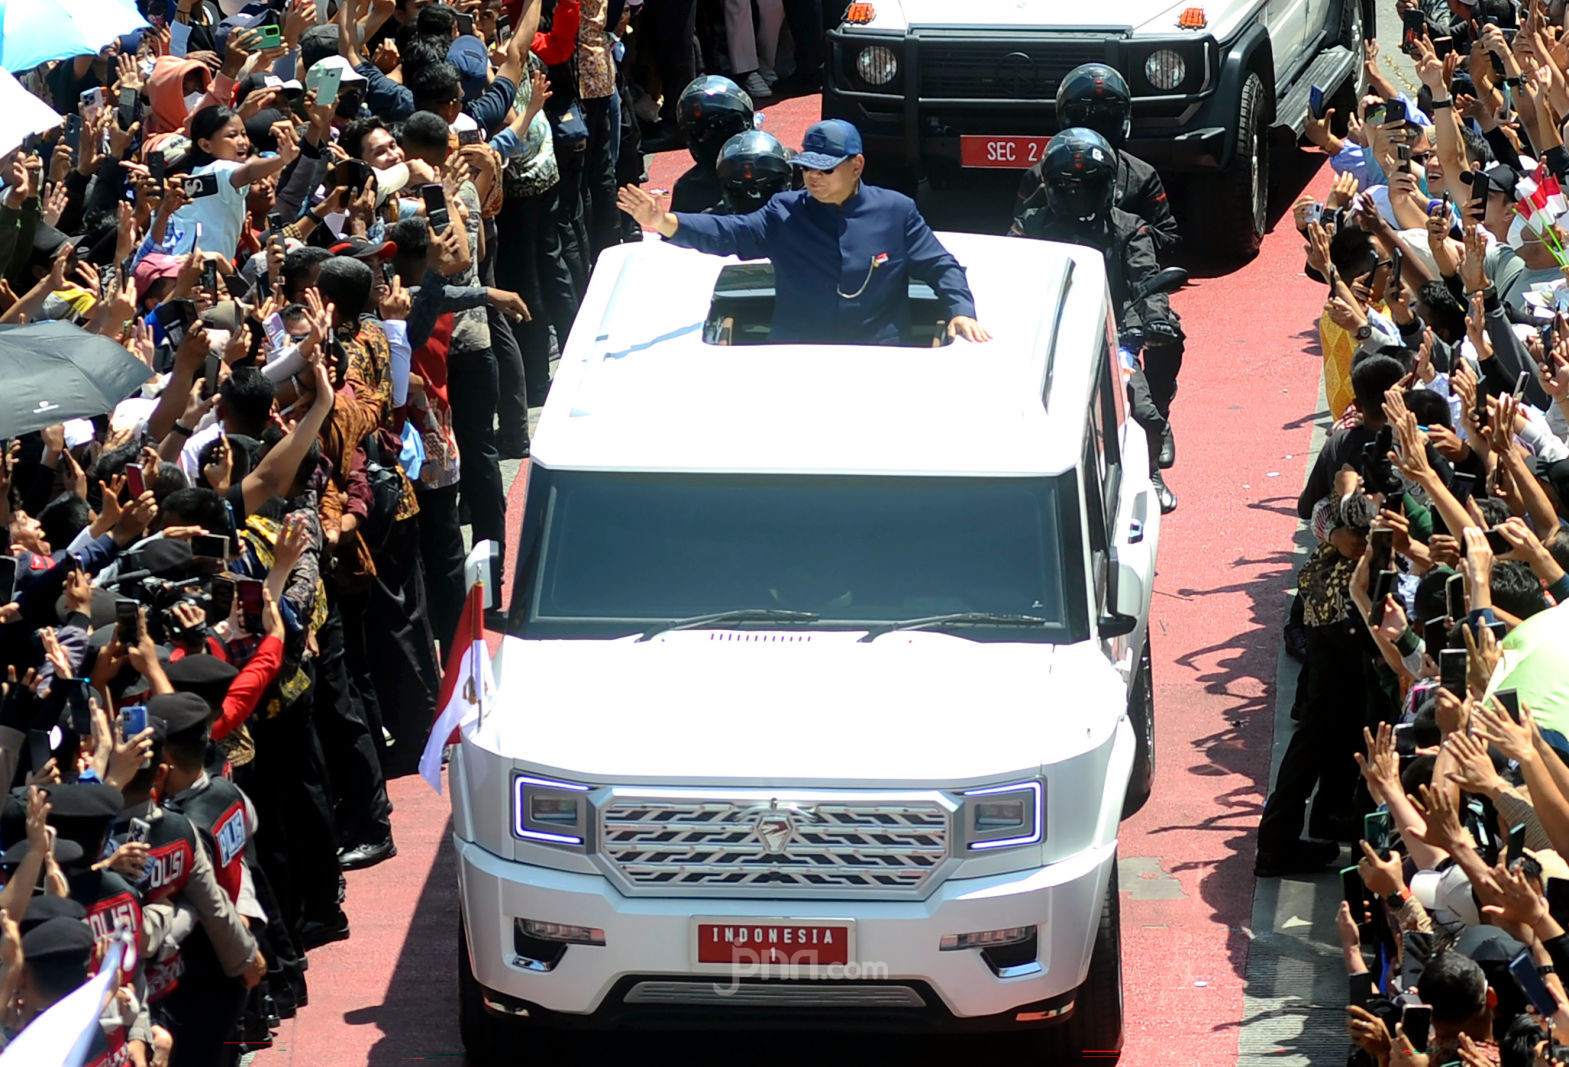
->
[[247, 13, 1419, 1062]]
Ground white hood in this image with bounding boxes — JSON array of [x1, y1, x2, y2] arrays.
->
[[477, 630, 1125, 785], [889, 0, 1191, 32]]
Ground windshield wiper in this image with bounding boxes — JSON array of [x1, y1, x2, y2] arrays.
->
[[637, 608, 821, 642], [858, 612, 1049, 643]]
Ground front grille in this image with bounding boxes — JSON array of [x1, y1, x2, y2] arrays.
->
[[918, 41, 1088, 100], [599, 794, 951, 896]]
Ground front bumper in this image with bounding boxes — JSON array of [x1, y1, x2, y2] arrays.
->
[[458, 837, 1117, 1029], [822, 29, 1236, 176]]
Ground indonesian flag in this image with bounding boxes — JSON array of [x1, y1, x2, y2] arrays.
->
[[1515, 175, 1559, 234], [1540, 169, 1568, 217], [419, 542, 498, 794], [0, 937, 124, 1067]]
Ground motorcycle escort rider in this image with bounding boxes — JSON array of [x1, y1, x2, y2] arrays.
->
[[1012, 127, 1181, 513], [1013, 63, 1185, 475], [709, 130, 794, 215], [669, 76, 756, 214]]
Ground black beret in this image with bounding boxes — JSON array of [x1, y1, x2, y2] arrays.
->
[[147, 691, 213, 736], [21, 916, 96, 965], [15, 894, 87, 936], [0, 836, 84, 872], [163, 655, 238, 708], [42, 782, 124, 857]]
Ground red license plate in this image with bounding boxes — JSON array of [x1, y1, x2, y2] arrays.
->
[[696, 923, 851, 966], [960, 135, 1051, 168]]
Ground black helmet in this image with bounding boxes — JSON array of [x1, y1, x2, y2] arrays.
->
[[1056, 63, 1132, 149], [1040, 128, 1118, 226], [677, 76, 755, 169], [715, 131, 793, 213]]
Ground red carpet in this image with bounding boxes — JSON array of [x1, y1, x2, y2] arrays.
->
[[255, 101, 1337, 1063]]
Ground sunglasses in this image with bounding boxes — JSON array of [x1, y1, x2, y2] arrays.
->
[[1410, 151, 1434, 165], [804, 163, 839, 175]]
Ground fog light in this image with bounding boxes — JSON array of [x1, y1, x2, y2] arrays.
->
[[939, 925, 1034, 951], [521, 919, 606, 945], [1145, 49, 1186, 91]]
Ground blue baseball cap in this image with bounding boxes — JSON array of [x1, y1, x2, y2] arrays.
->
[[448, 37, 490, 102], [793, 119, 863, 170]]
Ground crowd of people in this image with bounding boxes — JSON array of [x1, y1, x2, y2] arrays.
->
[[0, 0, 843, 1062], [1253, 2, 1569, 1062]]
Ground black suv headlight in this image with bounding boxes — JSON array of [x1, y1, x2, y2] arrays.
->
[[1128, 39, 1213, 95], [838, 35, 902, 93]]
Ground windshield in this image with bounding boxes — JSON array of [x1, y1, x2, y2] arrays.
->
[[509, 471, 1086, 641]]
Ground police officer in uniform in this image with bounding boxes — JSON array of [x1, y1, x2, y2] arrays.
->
[[10, 916, 138, 1065], [670, 76, 756, 214], [114, 703, 265, 1067], [1013, 128, 1180, 512], [710, 131, 795, 215], [1014, 63, 1185, 470], [618, 119, 992, 346]]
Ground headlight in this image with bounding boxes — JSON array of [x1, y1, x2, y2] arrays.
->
[[1144, 49, 1186, 91], [513, 774, 590, 846], [962, 781, 1043, 850], [856, 45, 899, 86]]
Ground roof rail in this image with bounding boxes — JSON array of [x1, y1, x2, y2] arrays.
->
[[1040, 257, 1077, 412]]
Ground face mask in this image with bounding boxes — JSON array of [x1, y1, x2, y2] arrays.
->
[[184, 91, 204, 112], [397, 197, 422, 220]]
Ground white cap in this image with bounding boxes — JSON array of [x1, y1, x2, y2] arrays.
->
[[307, 55, 367, 86], [373, 162, 410, 205], [1411, 866, 1481, 928]]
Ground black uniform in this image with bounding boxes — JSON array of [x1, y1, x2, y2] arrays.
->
[[1013, 151, 1180, 256], [159, 779, 258, 1067], [671, 165, 724, 213], [1013, 155, 1184, 419]]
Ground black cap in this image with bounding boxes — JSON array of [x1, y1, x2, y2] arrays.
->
[[21, 916, 96, 965], [147, 691, 213, 737], [54, 587, 121, 631], [1461, 163, 1521, 200], [43, 782, 124, 858], [0, 836, 85, 872], [15, 894, 87, 936], [163, 655, 238, 710], [244, 109, 286, 153], [139, 538, 195, 579]]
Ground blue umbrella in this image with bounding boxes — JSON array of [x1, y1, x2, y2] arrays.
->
[[0, 0, 147, 74]]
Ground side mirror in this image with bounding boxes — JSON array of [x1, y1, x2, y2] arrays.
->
[[1098, 550, 1145, 639], [1136, 266, 1189, 301]]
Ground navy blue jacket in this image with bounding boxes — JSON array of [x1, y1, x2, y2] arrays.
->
[[670, 184, 977, 345]]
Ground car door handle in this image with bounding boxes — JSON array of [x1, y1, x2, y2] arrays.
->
[[1127, 490, 1148, 544]]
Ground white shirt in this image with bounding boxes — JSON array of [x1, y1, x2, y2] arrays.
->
[[170, 159, 248, 260]]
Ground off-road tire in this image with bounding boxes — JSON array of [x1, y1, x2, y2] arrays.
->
[[1029, 858, 1124, 1061], [1122, 639, 1155, 818], [458, 917, 515, 1061], [1197, 72, 1268, 260]]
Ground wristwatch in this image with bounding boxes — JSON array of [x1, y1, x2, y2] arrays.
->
[[1355, 324, 1373, 341], [1431, 98, 1453, 109], [171, 422, 194, 437]]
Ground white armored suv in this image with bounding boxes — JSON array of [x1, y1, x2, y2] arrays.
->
[[821, 0, 1372, 258], [452, 232, 1162, 1059]]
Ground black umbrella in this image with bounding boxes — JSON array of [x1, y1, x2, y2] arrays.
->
[[0, 320, 153, 438]]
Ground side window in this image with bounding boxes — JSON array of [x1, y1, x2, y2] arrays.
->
[[1091, 330, 1123, 543], [1083, 439, 1109, 611]]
